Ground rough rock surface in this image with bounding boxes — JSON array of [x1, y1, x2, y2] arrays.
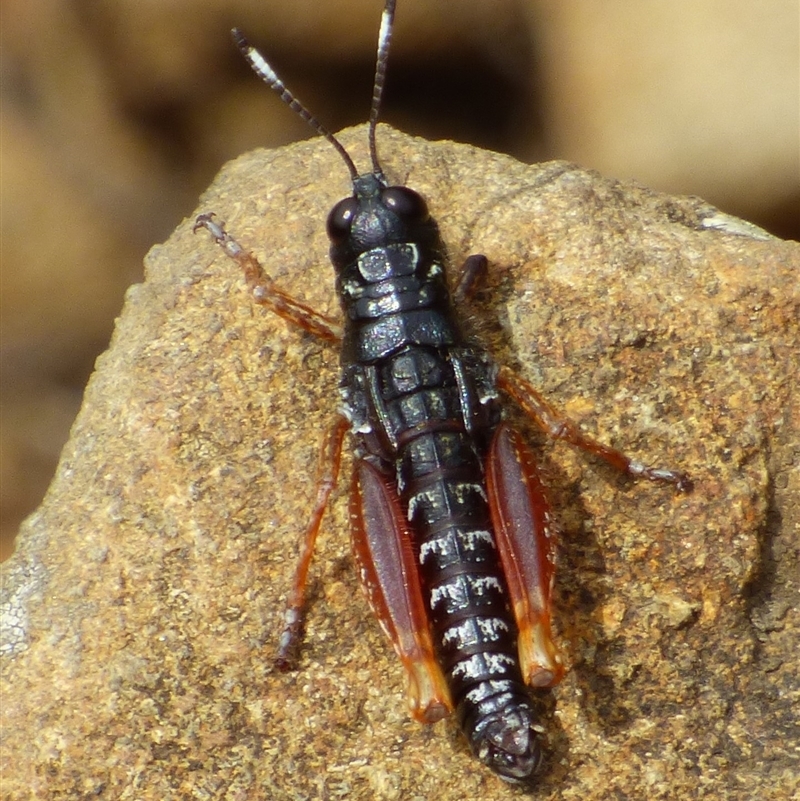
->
[[2, 127, 798, 800]]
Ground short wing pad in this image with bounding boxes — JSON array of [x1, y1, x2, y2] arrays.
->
[[486, 424, 565, 688], [350, 460, 453, 723]]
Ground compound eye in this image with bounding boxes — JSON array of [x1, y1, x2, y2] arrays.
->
[[381, 186, 429, 222], [326, 197, 359, 243]]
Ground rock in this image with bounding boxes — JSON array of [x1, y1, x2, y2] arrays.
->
[[2, 127, 798, 800]]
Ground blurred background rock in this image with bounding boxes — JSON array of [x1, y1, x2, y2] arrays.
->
[[2, 0, 797, 560]]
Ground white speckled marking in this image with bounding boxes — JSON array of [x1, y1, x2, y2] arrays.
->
[[441, 620, 476, 648], [419, 537, 448, 562], [429, 579, 464, 607], [451, 482, 487, 503], [442, 615, 509, 649], [477, 616, 510, 638], [452, 652, 515, 680], [467, 575, 502, 596], [457, 528, 494, 550], [464, 681, 516, 705], [407, 488, 438, 520]]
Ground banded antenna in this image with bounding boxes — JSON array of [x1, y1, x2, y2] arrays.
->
[[231, 0, 397, 183]]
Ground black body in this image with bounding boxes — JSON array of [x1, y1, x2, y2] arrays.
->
[[330, 172, 544, 781]]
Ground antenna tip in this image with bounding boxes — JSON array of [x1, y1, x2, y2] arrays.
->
[[231, 28, 249, 49]]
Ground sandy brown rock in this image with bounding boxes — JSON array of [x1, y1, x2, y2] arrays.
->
[[2, 127, 798, 800]]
